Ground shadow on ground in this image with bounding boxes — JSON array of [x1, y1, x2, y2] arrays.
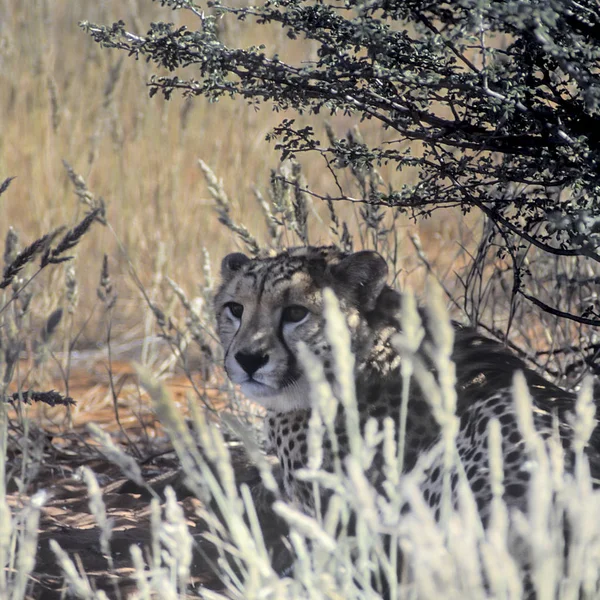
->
[[7, 361, 290, 599]]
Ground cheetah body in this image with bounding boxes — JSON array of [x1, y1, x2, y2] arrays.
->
[[215, 246, 600, 518]]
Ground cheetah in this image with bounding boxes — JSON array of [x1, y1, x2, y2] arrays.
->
[[215, 246, 600, 526]]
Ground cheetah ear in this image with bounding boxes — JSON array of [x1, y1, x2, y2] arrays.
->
[[331, 251, 389, 311], [221, 252, 250, 280]]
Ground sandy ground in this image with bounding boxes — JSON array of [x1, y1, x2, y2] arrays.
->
[[8, 354, 287, 599]]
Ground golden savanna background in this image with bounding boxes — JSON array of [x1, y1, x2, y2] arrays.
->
[[1, 0, 474, 346], [3, 0, 593, 442], [2, 3, 600, 599]]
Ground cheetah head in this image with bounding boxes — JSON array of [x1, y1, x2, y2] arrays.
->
[[214, 246, 392, 412]]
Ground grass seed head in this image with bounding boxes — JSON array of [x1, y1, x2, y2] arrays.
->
[[50, 539, 95, 599], [82, 467, 113, 559], [87, 423, 145, 488], [1, 228, 64, 289], [0, 177, 16, 198], [44, 208, 103, 267], [47, 77, 61, 132], [65, 264, 79, 314], [42, 308, 63, 343], [97, 254, 114, 303], [62, 160, 96, 208], [3, 227, 19, 267]]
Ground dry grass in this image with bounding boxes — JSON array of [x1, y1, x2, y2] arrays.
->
[[1, 3, 598, 598], [0, 0, 479, 347]]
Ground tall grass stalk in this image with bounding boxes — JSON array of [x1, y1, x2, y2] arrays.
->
[[0, 401, 47, 600], [138, 366, 279, 597]]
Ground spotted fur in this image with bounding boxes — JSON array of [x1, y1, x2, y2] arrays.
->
[[215, 246, 600, 521]]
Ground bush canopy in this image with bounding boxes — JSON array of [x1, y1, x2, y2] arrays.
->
[[83, 0, 600, 328]]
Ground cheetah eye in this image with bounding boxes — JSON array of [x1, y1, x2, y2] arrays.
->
[[282, 305, 309, 324], [225, 302, 244, 319]]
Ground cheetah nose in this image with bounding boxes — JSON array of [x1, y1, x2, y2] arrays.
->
[[235, 351, 269, 376]]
